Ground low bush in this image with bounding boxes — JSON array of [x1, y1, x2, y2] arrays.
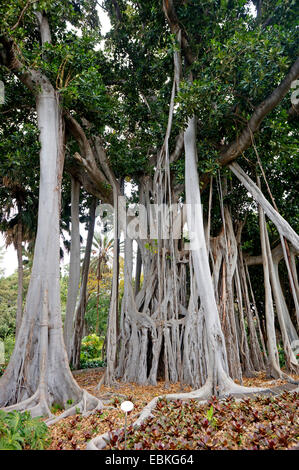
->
[[0, 410, 50, 450]]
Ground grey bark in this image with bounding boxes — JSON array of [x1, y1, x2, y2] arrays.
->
[[230, 162, 299, 251], [64, 176, 81, 358], [183, 116, 264, 396], [0, 13, 103, 419], [70, 197, 97, 370], [134, 245, 142, 296], [257, 177, 281, 378], [15, 201, 23, 339]]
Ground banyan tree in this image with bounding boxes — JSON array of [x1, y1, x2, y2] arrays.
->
[[98, 1, 299, 398], [0, 0, 298, 419]]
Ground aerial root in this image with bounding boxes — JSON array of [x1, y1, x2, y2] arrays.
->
[[216, 374, 274, 398], [45, 390, 104, 426]]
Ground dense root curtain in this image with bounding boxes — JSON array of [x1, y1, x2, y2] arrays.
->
[[182, 116, 267, 398]]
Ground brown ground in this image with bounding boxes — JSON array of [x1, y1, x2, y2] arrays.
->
[[48, 369, 299, 450]]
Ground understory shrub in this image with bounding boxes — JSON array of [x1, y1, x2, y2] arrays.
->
[[278, 344, 286, 368], [0, 410, 49, 450], [79, 358, 106, 369], [80, 334, 103, 362], [3, 335, 15, 363]]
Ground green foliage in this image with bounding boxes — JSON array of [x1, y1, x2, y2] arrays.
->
[[0, 0, 298, 400], [50, 403, 63, 414], [0, 410, 49, 450], [206, 405, 217, 428], [278, 344, 286, 369], [3, 335, 14, 364], [80, 334, 103, 362], [0, 307, 15, 341], [0, 271, 30, 340]]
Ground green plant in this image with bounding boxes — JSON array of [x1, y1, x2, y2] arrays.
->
[[80, 334, 103, 362], [108, 392, 299, 450], [79, 358, 106, 369], [0, 410, 49, 450], [206, 405, 217, 428], [278, 344, 286, 368], [51, 403, 64, 414]]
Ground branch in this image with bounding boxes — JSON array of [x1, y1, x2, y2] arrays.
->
[[219, 57, 299, 166], [65, 112, 113, 203], [162, 0, 194, 66], [110, 0, 122, 22], [0, 36, 52, 93], [230, 162, 299, 251], [11, 0, 39, 32], [66, 161, 109, 203], [169, 132, 184, 163]]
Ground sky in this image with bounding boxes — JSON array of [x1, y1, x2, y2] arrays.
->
[[0, 5, 112, 277]]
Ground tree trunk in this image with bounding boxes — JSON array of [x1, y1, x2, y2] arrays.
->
[[64, 176, 81, 358], [257, 178, 281, 378], [0, 84, 86, 415], [134, 245, 142, 296], [103, 186, 120, 385], [0, 13, 102, 420], [15, 201, 23, 338], [70, 197, 97, 370]]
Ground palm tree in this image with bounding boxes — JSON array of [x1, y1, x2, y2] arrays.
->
[[90, 231, 115, 335], [0, 178, 37, 337]]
